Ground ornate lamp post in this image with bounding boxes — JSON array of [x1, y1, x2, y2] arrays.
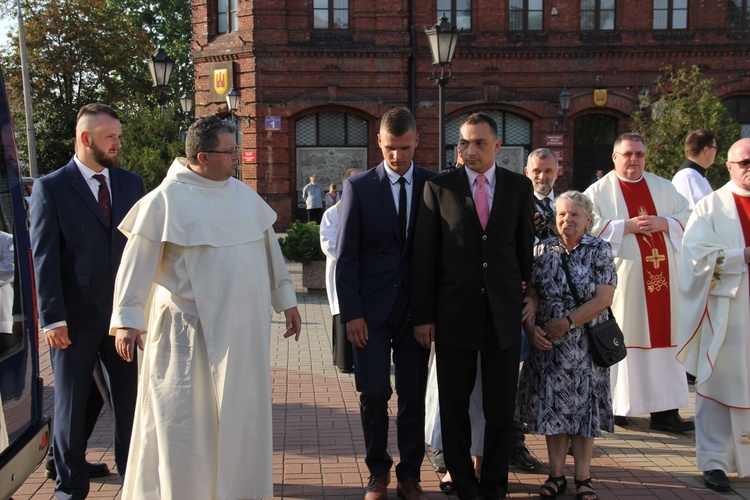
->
[[425, 15, 460, 171], [178, 93, 194, 142], [145, 47, 175, 110], [557, 87, 572, 128], [179, 93, 194, 116], [225, 88, 245, 180]]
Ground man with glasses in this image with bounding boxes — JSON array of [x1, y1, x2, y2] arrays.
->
[[584, 133, 693, 434], [672, 129, 718, 208], [109, 115, 302, 499], [678, 138, 750, 493]]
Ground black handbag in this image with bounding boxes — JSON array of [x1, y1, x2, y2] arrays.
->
[[560, 253, 626, 368]]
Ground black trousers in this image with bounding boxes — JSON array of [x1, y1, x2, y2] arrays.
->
[[437, 340, 521, 500], [332, 314, 354, 372], [352, 288, 430, 481], [51, 328, 138, 499]]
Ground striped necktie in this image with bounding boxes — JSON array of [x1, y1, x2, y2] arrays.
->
[[93, 174, 112, 228]]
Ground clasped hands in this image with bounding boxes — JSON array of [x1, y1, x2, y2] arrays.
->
[[525, 317, 569, 351], [625, 215, 668, 237]]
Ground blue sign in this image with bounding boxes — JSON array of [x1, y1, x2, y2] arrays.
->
[[265, 116, 281, 131]]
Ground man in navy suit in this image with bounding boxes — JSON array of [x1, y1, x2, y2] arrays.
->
[[30, 103, 145, 499], [411, 113, 535, 500], [336, 107, 436, 500]]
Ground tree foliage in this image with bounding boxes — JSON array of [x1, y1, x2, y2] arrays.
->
[[119, 105, 185, 191], [631, 65, 741, 189], [0, 0, 193, 186]]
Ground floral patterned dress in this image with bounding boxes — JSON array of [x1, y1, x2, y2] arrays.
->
[[516, 234, 618, 437]]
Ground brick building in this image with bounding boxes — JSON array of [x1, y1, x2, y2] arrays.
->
[[191, 0, 750, 228]]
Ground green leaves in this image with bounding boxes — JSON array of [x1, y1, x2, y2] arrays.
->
[[0, 0, 193, 185], [631, 65, 740, 188]]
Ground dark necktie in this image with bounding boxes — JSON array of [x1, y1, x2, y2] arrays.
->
[[398, 176, 407, 241], [93, 174, 112, 228], [538, 197, 553, 239]]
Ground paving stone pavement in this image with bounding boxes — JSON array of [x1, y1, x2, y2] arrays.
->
[[11, 262, 750, 499]]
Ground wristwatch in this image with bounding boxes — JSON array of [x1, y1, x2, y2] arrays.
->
[[565, 315, 575, 331]]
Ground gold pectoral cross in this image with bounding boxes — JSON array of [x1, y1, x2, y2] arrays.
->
[[645, 247, 665, 269]]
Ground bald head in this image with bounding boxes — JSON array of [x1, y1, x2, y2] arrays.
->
[[727, 138, 750, 192]]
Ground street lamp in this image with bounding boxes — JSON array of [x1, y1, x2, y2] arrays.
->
[[145, 47, 175, 109], [225, 88, 245, 180], [557, 87, 572, 128], [179, 93, 194, 143], [425, 15, 460, 171], [179, 93, 194, 116]]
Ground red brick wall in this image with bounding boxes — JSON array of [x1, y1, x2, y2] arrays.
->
[[191, 0, 750, 229]]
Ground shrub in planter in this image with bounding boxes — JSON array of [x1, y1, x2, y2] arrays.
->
[[279, 221, 326, 290], [278, 221, 325, 264]]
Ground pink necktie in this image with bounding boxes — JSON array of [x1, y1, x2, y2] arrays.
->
[[475, 174, 489, 230]]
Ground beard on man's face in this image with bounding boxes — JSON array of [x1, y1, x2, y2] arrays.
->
[[89, 138, 118, 169]]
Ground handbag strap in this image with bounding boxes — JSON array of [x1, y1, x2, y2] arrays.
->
[[560, 251, 614, 326]]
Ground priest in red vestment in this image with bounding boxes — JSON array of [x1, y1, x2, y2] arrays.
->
[[584, 133, 693, 433]]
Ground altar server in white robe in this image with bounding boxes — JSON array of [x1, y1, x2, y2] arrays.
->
[[584, 133, 693, 433], [110, 115, 302, 500], [677, 137, 750, 493]]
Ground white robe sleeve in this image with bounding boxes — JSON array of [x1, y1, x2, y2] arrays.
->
[[266, 228, 297, 313], [595, 219, 625, 256], [666, 217, 685, 253], [110, 234, 164, 335], [319, 207, 337, 260]]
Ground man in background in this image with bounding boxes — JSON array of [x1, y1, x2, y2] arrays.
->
[[303, 174, 324, 223], [672, 129, 717, 208]]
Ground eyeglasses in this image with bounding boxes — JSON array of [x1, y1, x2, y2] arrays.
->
[[728, 159, 750, 167], [201, 147, 240, 157], [614, 151, 646, 159], [708, 145, 718, 150]]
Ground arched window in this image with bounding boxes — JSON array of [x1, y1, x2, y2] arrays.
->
[[295, 112, 369, 216], [724, 96, 750, 138]]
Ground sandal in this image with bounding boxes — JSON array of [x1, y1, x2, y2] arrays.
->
[[574, 477, 598, 500], [439, 480, 455, 495], [539, 475, 566, 498]]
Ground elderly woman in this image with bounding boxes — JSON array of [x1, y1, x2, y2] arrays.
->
[[516, 191, 617, 500]]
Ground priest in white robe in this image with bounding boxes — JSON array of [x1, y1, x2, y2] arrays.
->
[[677, 138, 750, 493], [110, 116, 302, 500], [584, 133, 693, 433]]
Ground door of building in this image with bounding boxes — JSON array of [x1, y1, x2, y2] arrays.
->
[[572, 114, 618, 191]]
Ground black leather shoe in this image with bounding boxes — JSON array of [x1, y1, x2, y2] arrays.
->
[[45, 457, 55, 479], [87, 462, 110, 478], [430, 449, 447, 473], [509, 446, 543, 471], [45, 459, 110, 479], [649, 413, 695, 433], [703, 469, 731, 492], [614, 415, 629, 426]]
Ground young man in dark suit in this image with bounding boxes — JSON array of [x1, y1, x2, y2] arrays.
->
[[336, 107, 436, 500], [29, 103, 145, 500], [410, 113, 535, 500]]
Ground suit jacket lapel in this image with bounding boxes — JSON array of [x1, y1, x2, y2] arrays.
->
[[486, 166, 509, 232], [66, 161, 110, 231], [375, 162, 404, 246], [109, 168, 128, 228]]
